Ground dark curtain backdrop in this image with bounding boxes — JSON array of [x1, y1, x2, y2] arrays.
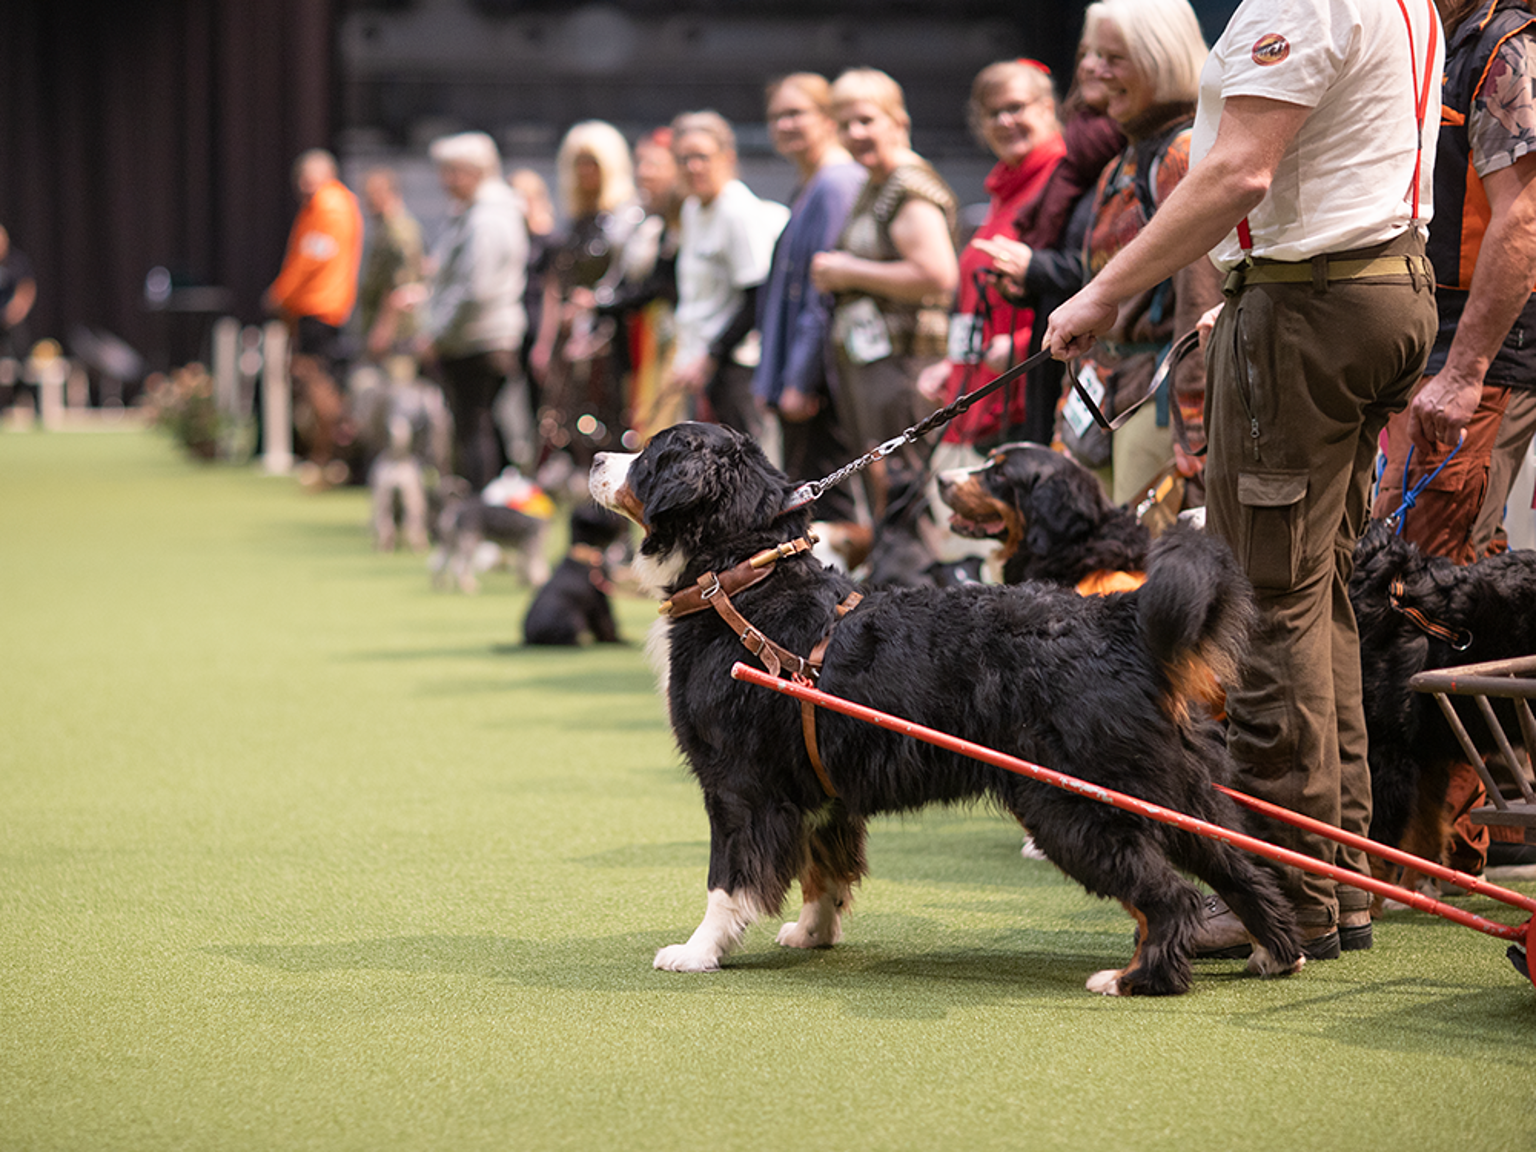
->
[[0, 0, 337, 371]]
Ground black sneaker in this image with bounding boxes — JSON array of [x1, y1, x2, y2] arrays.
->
[[1301, 928, 1341, 961], [1487, 841, 1536, 881], [1339, 911, 1373, 952]]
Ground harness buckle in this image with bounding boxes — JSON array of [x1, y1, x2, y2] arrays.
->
[[698, 572, 722, 599]]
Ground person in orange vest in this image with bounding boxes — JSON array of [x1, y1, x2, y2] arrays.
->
[[264, 148, 364, 480]]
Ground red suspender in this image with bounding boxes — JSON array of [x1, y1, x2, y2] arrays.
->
[[1236, 0, 1439, 256], [1396, 0, 1439, 220]]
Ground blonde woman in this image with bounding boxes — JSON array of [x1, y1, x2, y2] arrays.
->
[[753, 73, 867, 521], [531, 120, 643, 459], [810, 68, 959, 517]]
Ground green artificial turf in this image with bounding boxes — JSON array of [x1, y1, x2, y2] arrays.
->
[[2, 428, 1535, 1152]]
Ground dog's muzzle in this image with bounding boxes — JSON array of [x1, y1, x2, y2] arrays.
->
[[590, 452, 637, 514]]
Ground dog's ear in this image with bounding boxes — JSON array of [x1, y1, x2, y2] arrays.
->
[[634, 424, 786, 528], [1023, 472, 1104, 555], [639, 449, 721, 524]]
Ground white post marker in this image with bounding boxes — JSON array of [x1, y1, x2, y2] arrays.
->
[[261, 320, 293, 474]]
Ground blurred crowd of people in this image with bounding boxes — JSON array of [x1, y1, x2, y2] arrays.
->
[[254, 0, 1239, 534]]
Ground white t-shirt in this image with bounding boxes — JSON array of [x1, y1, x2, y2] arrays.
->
[[1193, 0, 1444, 270], [675, 179, 789, 365]]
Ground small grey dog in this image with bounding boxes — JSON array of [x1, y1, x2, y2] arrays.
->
[[354, 369, 450, 553], [429, 469, 553, 594]]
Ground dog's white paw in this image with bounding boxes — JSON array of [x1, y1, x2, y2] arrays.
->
[[1247, 947, 1305, 978], [654, 944, 722, 973], [776, 920, 841, 949], [1086, 968, 1126, 996]]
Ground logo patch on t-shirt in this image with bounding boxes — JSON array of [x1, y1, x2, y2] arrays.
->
[[1251, 33, 1291, 66]]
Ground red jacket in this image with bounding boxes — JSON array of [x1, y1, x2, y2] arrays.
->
[[941, 136, 1066, 446]]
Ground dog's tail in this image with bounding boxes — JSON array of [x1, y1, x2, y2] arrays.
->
[[1137, 523, 1255, 722]]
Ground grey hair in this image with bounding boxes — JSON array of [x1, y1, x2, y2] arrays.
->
[[1084, 0, 1209, 106], [428, 131, 502, 178]]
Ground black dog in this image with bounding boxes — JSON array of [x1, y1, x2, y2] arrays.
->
[[523, 504, 628, 646], [937, 441, 1150, 591], [591, 422, 1302, 996], [1350, 519, 1536, 862]]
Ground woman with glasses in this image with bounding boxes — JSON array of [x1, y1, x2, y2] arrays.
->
[[915, 59, 1066, 467]]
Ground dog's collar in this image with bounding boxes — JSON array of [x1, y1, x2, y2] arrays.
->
[[659, 535, 818, 619], [1388, 577, 1473, 651], [569, 544, 607, 568]]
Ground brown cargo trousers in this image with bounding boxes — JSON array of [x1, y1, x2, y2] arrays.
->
[[1204, 230, 1437, 927]]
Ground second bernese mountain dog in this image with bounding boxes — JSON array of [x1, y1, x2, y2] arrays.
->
[[590, 422, 1302, 996], [937, 441, 1150, 592]]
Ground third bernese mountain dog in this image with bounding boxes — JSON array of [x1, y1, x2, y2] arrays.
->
[[1350, 519, 1536, 863], [591, 422, 1302, 996]]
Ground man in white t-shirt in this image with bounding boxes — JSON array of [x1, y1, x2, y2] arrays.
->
[[1047, 0, 1442, 961], [671, 111, 789, 439]]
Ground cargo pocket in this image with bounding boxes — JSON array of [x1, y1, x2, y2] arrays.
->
[[1237, 470, 1308, 590]]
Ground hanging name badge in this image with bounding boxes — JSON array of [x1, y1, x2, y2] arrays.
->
[[1062, 360, 1107, 438], [838, 296, 894, 365], [946, 313, 982, 364]]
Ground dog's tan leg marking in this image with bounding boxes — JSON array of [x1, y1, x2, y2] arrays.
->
[[1087, 909, 1148, 995], [777, 872, 848, 949], [654, 888, 762, 973], [1087, 904, 1146, 996]]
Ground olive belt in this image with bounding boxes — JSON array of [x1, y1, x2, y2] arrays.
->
[[1223, 253, 1434, 296]]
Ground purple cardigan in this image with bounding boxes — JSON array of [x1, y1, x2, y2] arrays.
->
[[752, 160, 866, 405]]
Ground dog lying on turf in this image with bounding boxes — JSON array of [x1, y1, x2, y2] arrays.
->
[[1350, 519, 1536, 866], [523, 503, 628, 646], [936, 441, 1151, 594], [590, 422, 1303, 996]]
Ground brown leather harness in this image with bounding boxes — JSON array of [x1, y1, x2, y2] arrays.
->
[[659, 535, 861, 798]]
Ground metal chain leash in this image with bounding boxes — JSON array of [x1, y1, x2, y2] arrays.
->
[[783, 347, 1053, 512]]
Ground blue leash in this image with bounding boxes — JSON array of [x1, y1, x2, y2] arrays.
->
[[1388, 432, 1465, 534]]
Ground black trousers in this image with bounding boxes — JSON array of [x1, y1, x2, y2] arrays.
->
[[438, 349, 513, 489]]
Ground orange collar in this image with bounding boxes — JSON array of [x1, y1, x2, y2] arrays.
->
[[1075, 569, 1146, 597]]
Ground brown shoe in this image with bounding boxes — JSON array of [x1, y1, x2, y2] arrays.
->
[[1190, 895, 1253, 959]]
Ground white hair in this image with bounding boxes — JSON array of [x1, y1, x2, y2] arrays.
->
[[429, 131, 501, 178]]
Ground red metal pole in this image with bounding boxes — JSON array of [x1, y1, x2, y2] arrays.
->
[[731, 662, 1531, 946], [1214, 784, 1536, 915]]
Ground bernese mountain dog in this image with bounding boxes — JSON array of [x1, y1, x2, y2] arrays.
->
[[1350, 519, 1536, 864], [591, 422, 1302, 996], [936, 441, 1150, 594]]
